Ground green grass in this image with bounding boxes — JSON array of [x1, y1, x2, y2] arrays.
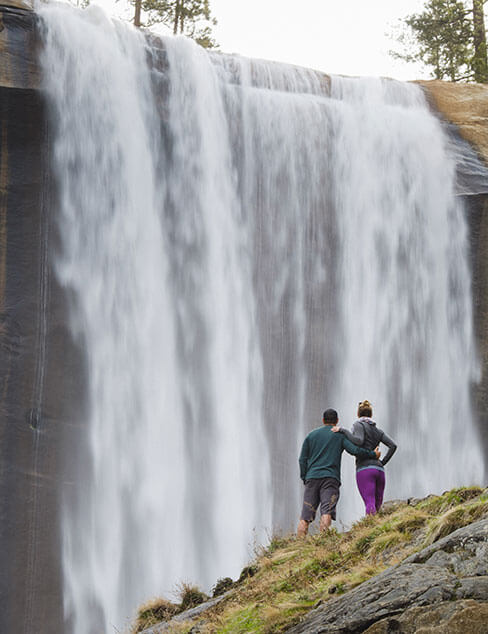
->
[[218, 606, 264, 633]]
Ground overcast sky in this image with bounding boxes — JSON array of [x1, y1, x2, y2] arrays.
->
[[94, 0, 437, 80], [210, 0, 428, 80]]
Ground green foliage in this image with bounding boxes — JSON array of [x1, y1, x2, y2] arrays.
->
[[136, 0, 218, 48], [212, 577, 234, 597], [391, 0, 488, 82], [218, 605, 264, 633], [178, 583, 208, 610], [473, 0, 488, 81]]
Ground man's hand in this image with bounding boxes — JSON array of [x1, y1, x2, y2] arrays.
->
[[331, 425, 340, 433], [374, 446, 381, 460]]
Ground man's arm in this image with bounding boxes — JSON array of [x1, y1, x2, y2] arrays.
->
[[379, 432, 397, 466], [298, 438, 309, 482], [342, 436, 378, 460]]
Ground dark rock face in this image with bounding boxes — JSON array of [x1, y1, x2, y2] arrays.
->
[[0, 5, 84, 632], [287, 518, 488, 633], [468, 194, 488, 472]]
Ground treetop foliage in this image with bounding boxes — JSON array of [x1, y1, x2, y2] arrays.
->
[[391, 0, 488, 82], [139, 0, 218, 48]]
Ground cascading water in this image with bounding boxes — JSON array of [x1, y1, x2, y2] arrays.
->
[[38, 3, 483, 631]]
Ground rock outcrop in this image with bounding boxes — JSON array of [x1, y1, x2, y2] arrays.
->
[[0, 0, 38, 89], [288, 518, 488, 633], [419, 80, 488, 166]]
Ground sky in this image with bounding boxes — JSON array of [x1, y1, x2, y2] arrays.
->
[[94, 0, 433, 81], [210, 0, 428, 80]]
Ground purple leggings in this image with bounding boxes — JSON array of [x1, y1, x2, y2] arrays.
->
[[356, 468, 385, 515]]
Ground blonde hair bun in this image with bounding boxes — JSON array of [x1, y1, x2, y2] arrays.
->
[[358, 400, 373, 417]]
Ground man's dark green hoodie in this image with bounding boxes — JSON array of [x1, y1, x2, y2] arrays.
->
[[299, 425, 377, 483]]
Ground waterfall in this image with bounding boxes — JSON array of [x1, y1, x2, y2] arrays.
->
[[38, 3, 483, 631]]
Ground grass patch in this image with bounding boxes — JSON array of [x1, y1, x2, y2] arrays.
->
[[416, 486, 484, 514], [424, 497, 488, 545], [218, 605, 264, 633], [370, 530, 409, 554]]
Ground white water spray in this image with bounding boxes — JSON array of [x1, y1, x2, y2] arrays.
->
[[39, 3, 483, 631]]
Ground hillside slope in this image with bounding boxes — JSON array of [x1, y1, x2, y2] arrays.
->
[[134, 486, 488, 633]]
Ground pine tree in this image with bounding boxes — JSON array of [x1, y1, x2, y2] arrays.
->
[[133, 0, 218, 49], [472, 0, 488, 81], [391, 0, 488, 82]]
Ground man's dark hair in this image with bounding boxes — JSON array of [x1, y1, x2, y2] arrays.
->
[[323, 408, 338, 424]]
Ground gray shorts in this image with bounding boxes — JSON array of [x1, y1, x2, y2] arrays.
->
[[300, 477, 340, 522]]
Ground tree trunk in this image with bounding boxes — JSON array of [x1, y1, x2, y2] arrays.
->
[[173, 0, 180, 34], [472, 0, 488, 82], [134, 0, 142, 27], [179, 0, 185, 34]]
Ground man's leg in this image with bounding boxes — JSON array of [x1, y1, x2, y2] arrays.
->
[[356, 469, 377, 515], [318, 478, 340, 531], [297, 480, 318, 537], [319, 514, 332, 531]]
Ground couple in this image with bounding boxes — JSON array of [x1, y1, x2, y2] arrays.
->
[[297, 400, 397, 537]]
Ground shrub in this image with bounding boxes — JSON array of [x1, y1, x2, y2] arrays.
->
[[238, 564, 258, 583], [178, 584, 208, 611], [133, 598, 179, 632], [212, 577, 234, 597]]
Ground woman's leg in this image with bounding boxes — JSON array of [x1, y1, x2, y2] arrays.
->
[[375, 470, 386, 512], [356, 469, 377, 514]]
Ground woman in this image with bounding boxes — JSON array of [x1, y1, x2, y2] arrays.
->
[[333, 400, 397, 515]]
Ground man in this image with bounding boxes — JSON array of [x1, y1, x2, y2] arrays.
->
[[297, 408, 380, 537]]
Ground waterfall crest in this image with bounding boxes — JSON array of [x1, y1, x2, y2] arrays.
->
[[38, 4, 483, 631]]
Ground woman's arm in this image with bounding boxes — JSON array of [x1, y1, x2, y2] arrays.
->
[[335, 421, 365, 446], [380, 432, 397, 466]]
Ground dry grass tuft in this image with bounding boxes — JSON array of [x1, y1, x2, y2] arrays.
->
[[132, 597, 179, 632]]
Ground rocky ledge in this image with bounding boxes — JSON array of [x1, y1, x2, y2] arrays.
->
[[288, 517, 488, 633], [419, 80, 488, 167]]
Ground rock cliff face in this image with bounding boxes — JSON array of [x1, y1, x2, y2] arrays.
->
[[288, 518, 488, 633], [0, 4, 79, 632]]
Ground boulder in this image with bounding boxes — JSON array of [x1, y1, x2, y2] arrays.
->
[[287, 518, 488, 633], [364, 600, 488, 633]]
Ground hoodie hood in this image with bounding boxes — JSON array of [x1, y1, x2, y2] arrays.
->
[[358, 416, 376, 426]]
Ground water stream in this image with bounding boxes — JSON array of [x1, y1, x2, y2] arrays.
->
[[39, 4, 483, 631]]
